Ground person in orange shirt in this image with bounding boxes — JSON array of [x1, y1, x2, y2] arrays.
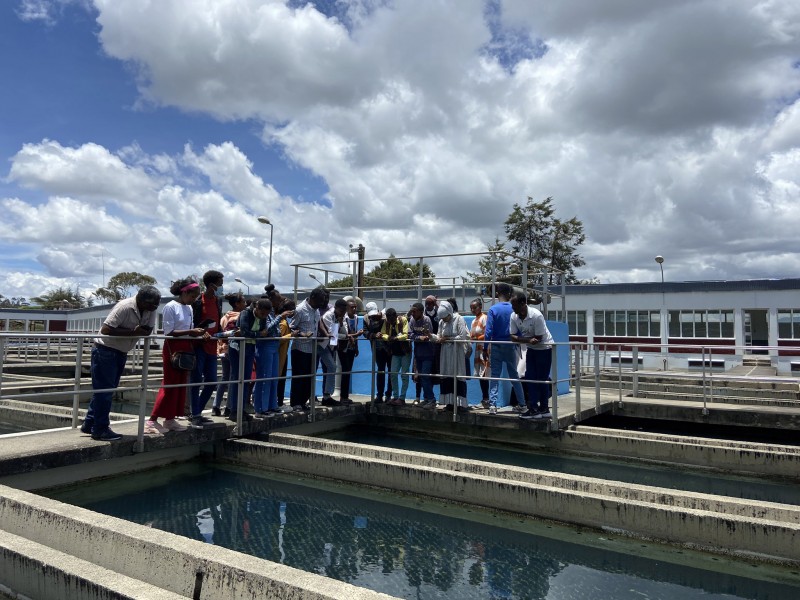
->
[[470, 298, 490, 408]]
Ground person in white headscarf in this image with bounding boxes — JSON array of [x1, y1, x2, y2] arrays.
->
[[432, 301, 470, 412]]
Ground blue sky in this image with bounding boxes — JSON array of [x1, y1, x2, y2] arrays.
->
[[1, 0, 800, 301]]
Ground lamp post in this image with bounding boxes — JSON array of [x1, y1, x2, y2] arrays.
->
[[655, 255, 667, 371], [234, 278, 250, 296], [257, 216, 274, 285], [309, 273, 322, 286], [655, 255, 664, 285]]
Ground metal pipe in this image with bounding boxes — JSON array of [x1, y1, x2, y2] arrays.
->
[[550, 343, 558, 432], [574, 343, 581, 421], [136, 342, 151, 453], [71, 336, 84, 429]]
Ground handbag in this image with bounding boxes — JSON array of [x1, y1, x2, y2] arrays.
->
[[170, 351, 196, 371], [167, 340, 196, 371]]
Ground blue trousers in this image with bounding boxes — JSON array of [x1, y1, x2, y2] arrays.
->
[[415, 356, 436, 401], [390, 353, 412, 399], [190, 348, 217, 416], [523, 349, 552, 411], [318, 345, 337, 396], [228, 343, 255, 414], [254, 343, 280, 412], [488, 343, 525, 408], [213, 353, 230, 409], [86, 345, 128, 434]]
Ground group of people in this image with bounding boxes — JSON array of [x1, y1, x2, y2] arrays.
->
[[82, 272, 554, 442]]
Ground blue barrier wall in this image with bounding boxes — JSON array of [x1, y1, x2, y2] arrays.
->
[[284, 316, 570, 405]]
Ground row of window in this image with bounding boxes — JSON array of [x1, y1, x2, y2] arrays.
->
[[545, 309, 761, 339]]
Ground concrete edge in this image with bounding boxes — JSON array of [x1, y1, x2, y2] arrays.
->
[[0, 485, 399, 600], [0, 529, 186, 600], [265, 433, 800, 522]]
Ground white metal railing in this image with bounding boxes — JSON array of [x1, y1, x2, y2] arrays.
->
[[2, 333, 799, 443]]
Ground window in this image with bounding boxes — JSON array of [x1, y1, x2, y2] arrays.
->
[[546, 310, 587, 335], [593, 310, 660, 337], [778, 310, 800, 339], [668, 310, 734, 338]]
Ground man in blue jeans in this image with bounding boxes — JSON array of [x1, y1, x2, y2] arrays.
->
[[81, 286, 161, 441], [482, 283, 525, 415]]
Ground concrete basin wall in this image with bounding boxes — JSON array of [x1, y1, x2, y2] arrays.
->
[[0, 485, 399, 600], [559, 426, 800, 479], [266, 433, 800, 523], [221, 437, 800, 565]]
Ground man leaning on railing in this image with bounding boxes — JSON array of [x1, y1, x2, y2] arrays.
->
[[80, 286, 161, 441]]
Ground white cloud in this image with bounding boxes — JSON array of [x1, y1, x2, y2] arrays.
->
[[3, 0, 800, 297]]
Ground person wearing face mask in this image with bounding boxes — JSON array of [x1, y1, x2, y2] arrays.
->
[[188, 270, 225, 427]]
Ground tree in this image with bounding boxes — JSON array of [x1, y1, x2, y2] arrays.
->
[[504, 196, 585, 285], [31, 286, 87, 310], [326, 255, 436, 289], [465, 238, 507, 284], [0, 295, 29, 308], [94, 271, 157, 303]]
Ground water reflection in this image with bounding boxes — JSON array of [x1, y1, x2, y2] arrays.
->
[[68, 466, 798, 600]]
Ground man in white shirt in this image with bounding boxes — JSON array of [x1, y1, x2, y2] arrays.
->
[[319, 298, 348, 405], [510, 291, 554, 420], [82, 286, 160, 440]]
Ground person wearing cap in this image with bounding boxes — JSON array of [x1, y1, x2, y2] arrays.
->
[[363, 302, 393, 402], [146, 277, 210, 434], [483, 283, 526, 415], [80, 285, 161, 441], [432, 301, 470, 412]]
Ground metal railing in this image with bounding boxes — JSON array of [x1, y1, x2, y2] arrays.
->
[[2, 333, 799, 443]]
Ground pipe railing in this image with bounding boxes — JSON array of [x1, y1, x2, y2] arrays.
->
[[2, 333, 800, 443]]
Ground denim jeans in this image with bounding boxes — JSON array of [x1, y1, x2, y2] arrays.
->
[[390, 353, 411, 399], [190, 348, 218, 416], [318, 345, 337, 396], [415, 357, 436, 401], [524, 348, 552, 411], [228, 343, 255, 414], [213, 353, 230, 409], [488, 343, 525, 408], [86, 345, 128, 433], [254, 343, 280, 412]]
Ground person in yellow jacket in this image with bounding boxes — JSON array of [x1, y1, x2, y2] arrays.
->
[[379, 308, 411, 405]]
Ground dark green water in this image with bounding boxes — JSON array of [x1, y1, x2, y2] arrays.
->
[[47, 462, 800, 600], [318, 427, 800, 506]]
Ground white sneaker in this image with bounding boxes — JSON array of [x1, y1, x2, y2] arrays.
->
[[533, 411, 552, 420], [144, 420, 166, 434], [163, 418, 188, 432], [488, 405, 498, 415]]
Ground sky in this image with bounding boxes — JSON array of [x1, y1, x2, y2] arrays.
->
[[1, 0, 799, 301]]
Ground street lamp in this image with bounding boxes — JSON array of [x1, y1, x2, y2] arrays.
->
[[257, 216, 274, 285], [234, 278, 250, 295], [309, 273, 322, 285], [655, 256, 664, 285]]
